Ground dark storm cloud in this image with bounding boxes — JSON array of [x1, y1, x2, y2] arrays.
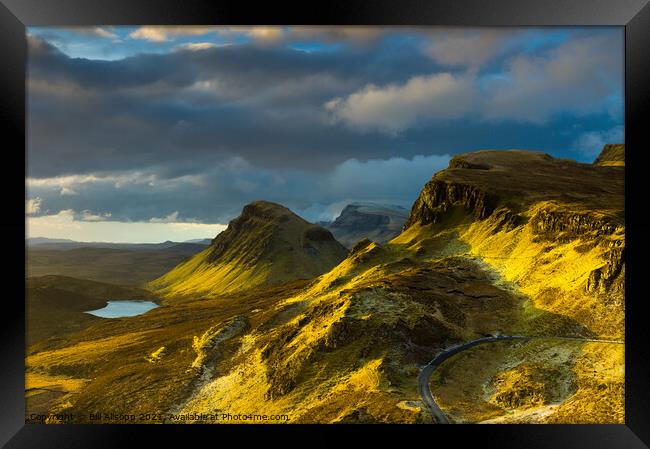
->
[[27, 154, 453, 224], [26, 27, 624, 228], [28, 35, 458, 178]]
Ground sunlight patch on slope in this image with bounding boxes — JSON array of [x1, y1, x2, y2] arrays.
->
[[459, 201, 624, 338]]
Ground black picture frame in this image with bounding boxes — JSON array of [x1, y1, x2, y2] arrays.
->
[[2, 0, 649, 447]]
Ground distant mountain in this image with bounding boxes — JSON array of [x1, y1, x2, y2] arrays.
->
[[321, 202, 409, 248], [150, 200, 348, 297], [27, 237, 77, 245], [26, 237, 210, 255], [184, 238, 213, 245]]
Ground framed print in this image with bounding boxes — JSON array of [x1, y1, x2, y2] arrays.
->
[[1, 0, 650, 447]]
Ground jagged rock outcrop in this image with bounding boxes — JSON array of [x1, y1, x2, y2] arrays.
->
[[585, 247, 625, 296], [191, 315, 250, 370], [404, 180, 497, 228], [402, 149, 625, 338], [530, 205, 620, 241], [405, 150, 624, 232], [322, 203, 408, 248]]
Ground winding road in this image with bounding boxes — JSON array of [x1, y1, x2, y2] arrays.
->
[[418, 335, 624, 424]]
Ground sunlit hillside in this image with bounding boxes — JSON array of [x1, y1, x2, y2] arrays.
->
[[26, 147, 624, 424], [149, 201, 348, 297]]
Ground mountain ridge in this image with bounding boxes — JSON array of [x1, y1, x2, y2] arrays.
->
[[26, 237, 211, 253], [149, 200, 348, 297], [26, 146, 625, 425], [321, 202, 408, 248], [398, 148, 624, 338]]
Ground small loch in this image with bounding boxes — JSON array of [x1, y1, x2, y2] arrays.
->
[[85, 300, 159, 318]]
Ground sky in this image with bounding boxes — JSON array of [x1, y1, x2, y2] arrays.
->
[[26, 26, 624, 243]]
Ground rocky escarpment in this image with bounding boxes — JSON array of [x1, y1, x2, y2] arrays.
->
[[529, 204, 625, 302], [323, 203, 408, 248], [585, 246, 625, 297], [404, 180, 497, 229], [402, 147, 625, 338], [405, 149, 624, 232], [529, 204, 621, 241]]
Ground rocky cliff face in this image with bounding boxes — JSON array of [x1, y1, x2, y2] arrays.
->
[[405, 149, 624, 230], [404, 180, 497, 229], [529, 205, 621, 240], [402, 147, 625, 338], [323, 203, 408, 248]]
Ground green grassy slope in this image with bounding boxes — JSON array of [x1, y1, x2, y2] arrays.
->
[[149, 201, 348, 297]]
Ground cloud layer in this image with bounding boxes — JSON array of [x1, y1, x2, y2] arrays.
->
[[326, 34, 623, 133], [27, 154, 452, 225], [326, 73, 476, 134], [25, 26, 624, 241], [27, 209, 226, 243]]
